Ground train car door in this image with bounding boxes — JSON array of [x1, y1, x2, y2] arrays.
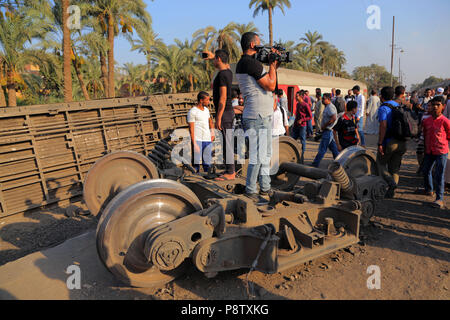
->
[[287, 86, 295, 114]]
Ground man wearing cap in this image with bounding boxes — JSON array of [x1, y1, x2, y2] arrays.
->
[[436, 87, 445, 97], [353, 85, 366, 147]]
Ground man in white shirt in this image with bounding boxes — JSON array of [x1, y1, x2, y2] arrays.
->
[[353, 85, 366, 147], [187, 91, 215, 173], [272, 92, 289, 137]]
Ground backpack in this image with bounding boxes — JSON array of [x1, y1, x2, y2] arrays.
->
[[384, 103, 419, 140], [334, 96, 346, 114]]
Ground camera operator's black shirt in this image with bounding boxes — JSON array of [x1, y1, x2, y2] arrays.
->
[[213, 69, 234, 123], [236, 54, 266, 81]]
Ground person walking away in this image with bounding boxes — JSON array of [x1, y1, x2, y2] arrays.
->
[[376, 86, 407, 198], [207, 50, 236, 181], [365, 90, 381, 135], [236, 32, 280, 201], [353, 85, 366, 147], [277, 89, 289, 115], [188, 92, 215, 173], [334, 89, 346, 114], [415, 102, 433, 174], [312, 93, 340, 168], [314, 92, 325, 138], [305, 90, 314, 137], [292, 91, 312, 164], [273, 91, 290, 138], [418, 96, 450, 209]]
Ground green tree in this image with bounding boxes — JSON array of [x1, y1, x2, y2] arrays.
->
[[0, 57, 6, 106], [174, 38, 208, 92], [235, 22, 260, 40], [0, 6, 49, 106], [62, 0, 72, 102], [81, 16, 111, 97], [249, 0, 291, 46], [352, 64, 399, 92], [193, 23, 241, 62], [153, 43, 191, 93], [119, 62, 145, 97], [86, 0, 151, 98]]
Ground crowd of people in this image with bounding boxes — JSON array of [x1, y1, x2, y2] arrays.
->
[[186, 32, 450, 209]]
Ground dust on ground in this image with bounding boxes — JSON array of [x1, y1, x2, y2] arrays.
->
[[0, 134, 449, 300]]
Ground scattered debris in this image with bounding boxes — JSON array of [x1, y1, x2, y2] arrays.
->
[[319, 263, 331, 270], [344, 247, 355, 255], [373, 222, 383, 229]]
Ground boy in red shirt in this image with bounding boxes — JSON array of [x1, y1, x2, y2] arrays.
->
[[291, 90, 312, 164], [421, 96, 450, 209]]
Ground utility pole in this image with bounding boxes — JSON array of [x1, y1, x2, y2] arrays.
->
[[390, 16, 395, 86], [399, 49, 404, 85]]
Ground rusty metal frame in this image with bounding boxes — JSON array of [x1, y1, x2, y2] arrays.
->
[[0, 93, 201, 218]]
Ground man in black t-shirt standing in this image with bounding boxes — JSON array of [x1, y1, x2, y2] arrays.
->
[[205, 49, 236, 180], [236, 32, 280, 200]]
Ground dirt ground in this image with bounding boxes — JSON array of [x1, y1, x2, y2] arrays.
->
[[0, 134, 449, 300]]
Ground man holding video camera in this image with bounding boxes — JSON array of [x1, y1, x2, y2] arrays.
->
[[236, 32, 281, 201]]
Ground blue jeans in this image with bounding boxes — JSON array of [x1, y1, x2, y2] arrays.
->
[[193, 141, 212, 173], [306, 120, 314, 136], [312, 129, 340, 168], [243, 115, 273, 194], [423, 153, 448, 201], [358, 117, 366, 146], [291, 125, 306, 164]]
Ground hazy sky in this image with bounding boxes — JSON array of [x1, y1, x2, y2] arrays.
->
[[114, 0, 450, 89]]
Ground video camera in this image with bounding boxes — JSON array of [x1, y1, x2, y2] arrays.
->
[[255, 44, 292, 64]]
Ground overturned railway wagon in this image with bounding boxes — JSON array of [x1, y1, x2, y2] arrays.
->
[[0, 93, 199, 218]]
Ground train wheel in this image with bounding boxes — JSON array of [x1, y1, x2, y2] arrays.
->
[[96, 179, 202, 288], [271, 136, 303, 190], [238, 136, 303, 191], [335, 146, 378, 178], [83, 151, 159, 217]]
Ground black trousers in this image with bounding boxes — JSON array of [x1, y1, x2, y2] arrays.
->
[[222, 121, 235, 174]]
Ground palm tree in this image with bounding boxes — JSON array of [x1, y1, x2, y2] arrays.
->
[[86, 0, 151, 98], [0, 6, 49, 106], [62, 0, 72, 102], [128, 18, 162, 92], [235, 22, 260, 39], [153, 43, 191, 94], [174, 38, 210, 92], [299, 31, 325, 58], [216, 22, 241, 63], [81, 17, 110, 97], [0, 58, 6, 106], [119, 62, 144, 97], [249, 0, 291, 46], [192, 26, 217, 52]]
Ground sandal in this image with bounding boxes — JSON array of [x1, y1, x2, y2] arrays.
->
[[215, 175, 235, 181], [414, 188, 434, 196]]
